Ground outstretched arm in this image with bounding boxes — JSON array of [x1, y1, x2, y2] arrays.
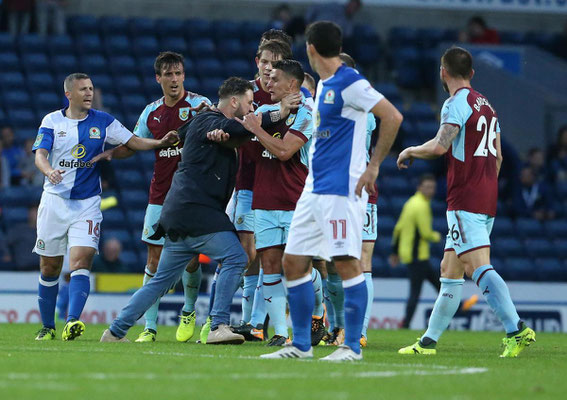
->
[[397, 123, 459, 169]]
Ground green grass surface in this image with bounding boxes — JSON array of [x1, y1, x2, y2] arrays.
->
[[1, 323, 566, 400]]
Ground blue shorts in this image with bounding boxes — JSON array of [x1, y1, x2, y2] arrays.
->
[[362, 203, 378, 242], [234, 190, 254, 233], [254, 209, 293, 251], [142, 204, 165, 246], [444, 210, 494, 256]]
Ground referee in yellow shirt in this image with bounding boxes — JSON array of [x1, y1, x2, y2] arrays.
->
[[389, 174, 441, 329]]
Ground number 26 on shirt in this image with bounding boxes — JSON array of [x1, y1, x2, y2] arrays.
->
[[474, 115, 498, 158]]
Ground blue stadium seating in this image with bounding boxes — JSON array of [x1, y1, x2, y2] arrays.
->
[[378, 216, 396, 237], [4, 90, 31, 108], [52, 54, 79, 75], [505, 257, 536, 281], [525, 238, 554, 258], [3, 207, 29, 224], [0, 52, 20, 73], [515, 218, 544, 238], [88, 74, 113, 93], [0, 186, 41, 207], [47, 35, 75, 57], [115, 170, 146, 189], [240, 21, 268, 42], [18, 34, 47, 54], [416, 28, 445, 49], [355, 43, 381, 66], [224, 59, 252, 79], [76, 34, 104, 55], [544, 220, 567, 239], [200, 77, 224, 101], [553, 239, 567, 258], [492, 217, 515, 237], [535, 258, 567, 281], [80, 54, 108, 75], [128, 17, 156, 38], [194, 59, 223, 79], [155, 18, 185, 39], [35, 92, 62, 110], [161, 36, 188, 54], [189, 39, 216, 59], [389, 27, 418, 48], [120, 250, 141, 272], [100, 16, 129, 37], [492, 238, 526, 258], [394, 65, 421, 89], [22, 53, 50, 73], [217, 39, 244, 60], [119, 75, 143, 93], [7, 109, 36, 129], [102, 209, 127, 229], [212, 20, 242, 43], [185, 19, 213, 41], [103, 229, 134, 247], [121, 94, 147, 114], [375, 83, 401, 103], [133, 36, 160, 58], [67, 15, 99, 36], [126, 210, 146, 229], [0, 33, 16, 52], [243, 40, 260, 59], [406, 102, 436, 122], [105, 36, 132, 56]]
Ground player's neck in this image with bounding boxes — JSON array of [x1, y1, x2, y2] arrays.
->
[[217, 102, 234, 120], [164, 90, 185, 107], [65, 106, 88, 120], [448, 80, 471, 96], [316, 57, 343, 80], [259, 78, 269, 93]]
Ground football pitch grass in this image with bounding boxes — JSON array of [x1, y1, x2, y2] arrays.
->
[[1, 324, 566, 400]]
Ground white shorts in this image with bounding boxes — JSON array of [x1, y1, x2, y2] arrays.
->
[[285, 191, 367, 261], [34, 191, 102, 257]]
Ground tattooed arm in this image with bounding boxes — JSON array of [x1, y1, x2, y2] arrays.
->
[[397, 124, 459, 169]]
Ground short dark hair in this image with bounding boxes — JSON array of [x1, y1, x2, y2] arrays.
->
[[339, 52, 356, 68], [154, 51, 184, 75], [305, 21, 342, 58], [272, 59, 304, 86], [256, 39, 293, 60], [261, 29, 293, 47], [419, 173, 436, 185], [64, 72, 90, 92], [218, 77, 254, 100], [303, 72, 316, 91], [441, 46, 473, 80]]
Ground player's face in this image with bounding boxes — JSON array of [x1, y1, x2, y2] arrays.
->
[[67, 78, 94, 111], [256, 50, 282, 87], [267, 69, 292, 102], [233, 89, 255, 119], [157, 63, 185, 100]]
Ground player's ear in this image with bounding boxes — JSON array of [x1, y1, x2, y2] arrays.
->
[[469, 69, 475, 80], [155, 74, 161, 84], [255, 57, 260, 68]]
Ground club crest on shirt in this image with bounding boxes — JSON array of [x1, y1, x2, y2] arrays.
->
[[89, 127, 101, 139], [33, 133, 43, 148], [323, 90, 335, 104], [286, 114, 296, 126], [236, 217, 244, 225], [36, 239, 45, 250], [179, 107, 190, 121]]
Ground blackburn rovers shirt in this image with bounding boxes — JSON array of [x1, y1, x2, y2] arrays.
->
[[33, 108, 133, 200]]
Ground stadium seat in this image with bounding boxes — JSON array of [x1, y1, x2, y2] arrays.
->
[[22, 53, 50, 73], [103, 229, 134, 247], [499, 31, 526, 45], [0, 33, 16, 52], [553, 239, 567, 259], [51, 54, 79, 75], [115, 169, 146, 189], [394, 65, 421, 89], [120, 94, 147, 114], [0, 52, 20, 73], [217, 39, 244, 60], [67, 15, 99, 36], [432, 218, 447, 236], [243, 40, 260, 60], [120, 250, 141, 272], [109, 56, 137, 75], [155, 18, 185, 39], [194, 59, 223, 79], [376, 197, 392, 217], [431, 199, 446, 216], [126, 210, 146, 229], [405, 102, 436, 122], [515, 218, 544, 238], [525, 239, 554, 258], [101, 92, 119, 112], [100, 16, 129, 37], [6, 109, 37, 129], [389, 27, 418, 48], [492, 217, 515, 238], [75, 34, 104, 56], [544, 220, 567, 239], [382, 176, 414, 197], [0, 186, 40, 207], [3, 207, 29, 224], [124, 113, 141, 130], [371, 256, 390, 277], [415, 120, 439, 141], [79, 54, 108, 75], [416, 28, 445, 49], [354, 43, 381, 66], [160, 36, 188, 54], [119, 75, 143, 93], [104, 35, 132, 56], [376, 236, 393, 257], [492, 238, 525, 258], [137, 56, 159, 78], [88, 74, 113, 93], [185, 18, 213, 40], [212, 20, 242, 43], [375, 82, 401, 103], [18, 34, 47, 54], [132, 36, 160, 58], [200, 77, 224, 102], [292, 43, 308, 62], [390, 196, 408, 216], [120, 189, 149, 209], [380, 156, 398, 176], [17, 129, 38, 142], [535, 258, 567, 281], [47, 35, 75, 57], [378, 216, 396, 238], [189, 39, 216, 59], [102, 209, 128, 229], [35, 92, 62, 111], [240, 21, 268, 43], [128, 17, 157, 38], [504, 257, 536, 281], [223, 59, 252, 78]]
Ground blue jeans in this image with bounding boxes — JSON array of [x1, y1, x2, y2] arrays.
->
[[110, 231, 247, 338]]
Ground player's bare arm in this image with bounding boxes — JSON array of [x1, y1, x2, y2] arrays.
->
[[237, 112, 305, 161], [34, 148, 65, 185], [125, 130, 180, 151], [89, 145, 136, 164], [496, 132, 503, 176], [279, 93, 302, 119], [397, 123, 459, 169], [355, 98, 403, 196]]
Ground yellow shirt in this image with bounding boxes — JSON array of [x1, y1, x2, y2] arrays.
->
[[392, 192, 441, 264]]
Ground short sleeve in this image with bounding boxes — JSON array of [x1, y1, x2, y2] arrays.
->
[[342, 78, 384, 113], [440, 90, 472, 129], [133, 106, 153, 139], [32, 115, 55, 152], [106, 118, 134, 145], [288, 105, 313, 143]]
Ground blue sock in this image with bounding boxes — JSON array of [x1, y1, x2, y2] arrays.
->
[[250, 269, 267, 327], [142, 267, 160, 331], [182, 266, 202, 314], [208, 266, 220, 315], [311, 268, 324, 318], [362, 272, 373, 338], [322, 278, 335, 330], [263, 273, 288, 337], [242, 275, 257, 323], [67, 269, 90, 322], [56, 282, 69, 321], [287, 274, 314, 352], [472, 265, 520, 334], [327, 273, 345, 328], [422, 278, 464, 342], [343, 275, 367, 354], [38, 274, 59, 329]]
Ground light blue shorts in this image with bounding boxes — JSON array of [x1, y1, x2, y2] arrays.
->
[[362, 203, 378, 242], [254, 209, 293, 251], [234, 190, 254, 233], [444, 210, 494, 256], [142, 204, 164, 246]]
